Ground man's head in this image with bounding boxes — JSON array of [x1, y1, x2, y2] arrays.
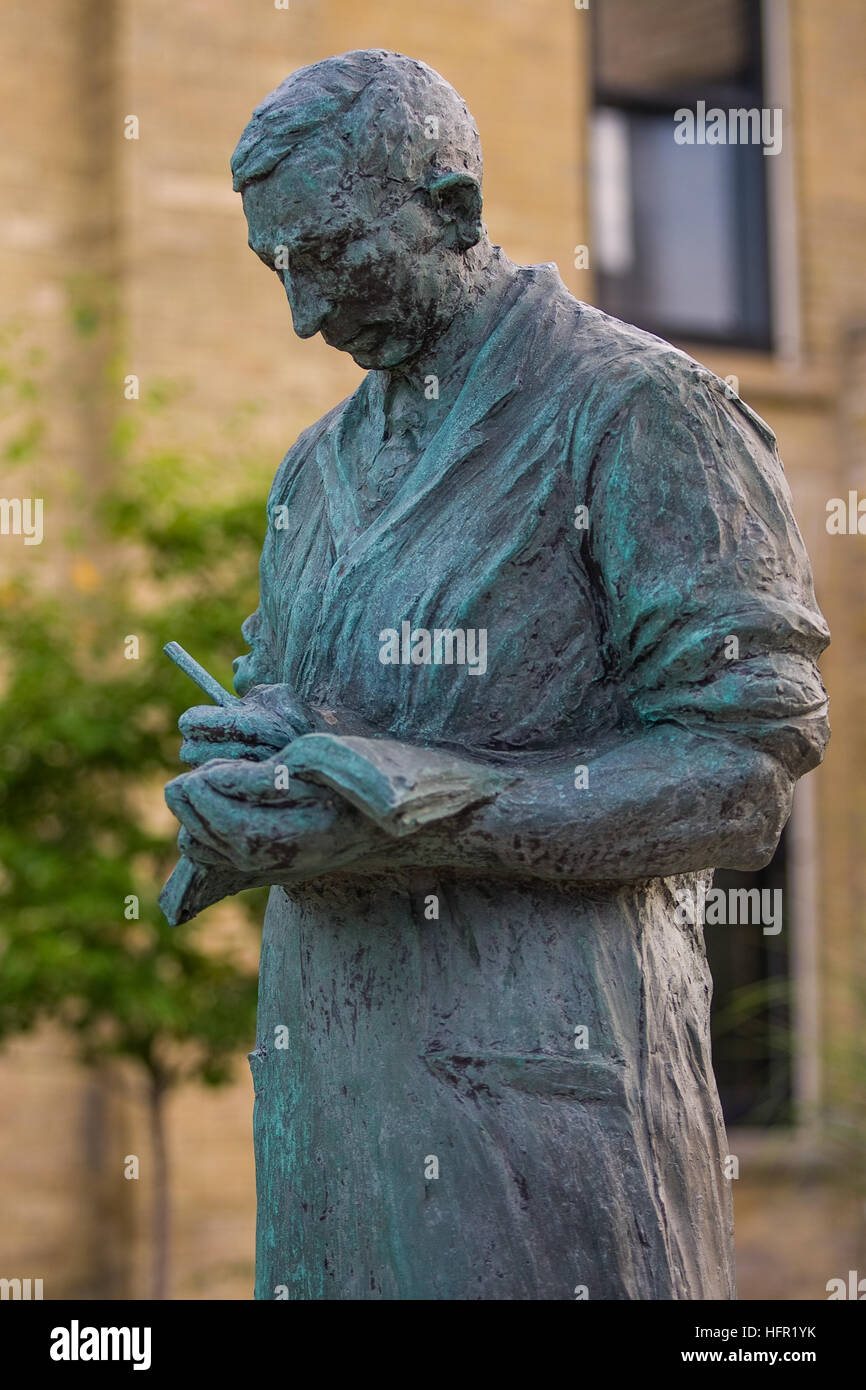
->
[[231, 50, 486, 369]]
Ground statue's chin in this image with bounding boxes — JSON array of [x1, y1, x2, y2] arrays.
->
[[346, 341, 416, 370], [323, 324, 420, 370]]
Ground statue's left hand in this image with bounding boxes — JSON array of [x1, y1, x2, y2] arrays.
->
[[165, 755, 381, 880], [178, 684, 314, 768]]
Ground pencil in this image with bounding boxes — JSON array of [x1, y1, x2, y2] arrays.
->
[[163, 641, 242, 707]]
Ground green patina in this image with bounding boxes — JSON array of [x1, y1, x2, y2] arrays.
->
[[161, 50, 829, 1300]]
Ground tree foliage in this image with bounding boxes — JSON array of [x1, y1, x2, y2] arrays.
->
[[0, 350, 271, 1091]]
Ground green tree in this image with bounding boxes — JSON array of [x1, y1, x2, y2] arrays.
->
[[0, 350, 272, 1298]]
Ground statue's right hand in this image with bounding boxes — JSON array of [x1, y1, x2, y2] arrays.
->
[[178, 684, 314, 767]]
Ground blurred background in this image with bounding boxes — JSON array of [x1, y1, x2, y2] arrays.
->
[[0, 0, 863, 1300]]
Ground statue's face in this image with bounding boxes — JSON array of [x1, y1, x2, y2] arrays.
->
[[241, 149, 463, 369]]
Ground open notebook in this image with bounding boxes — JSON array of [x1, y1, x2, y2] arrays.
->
[[160, 733, 502, 925]]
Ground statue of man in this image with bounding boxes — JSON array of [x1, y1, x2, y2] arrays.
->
[[162, 49, 829, 1300]]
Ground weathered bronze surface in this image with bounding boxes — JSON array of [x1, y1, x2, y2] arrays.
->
[[161, 50, 830, 1300]]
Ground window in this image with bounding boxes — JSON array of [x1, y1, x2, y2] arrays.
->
[[705, 835, 792, 1126], [591, 0, 772, 349]]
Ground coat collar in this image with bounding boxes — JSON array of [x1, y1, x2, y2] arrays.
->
[[315, 262, 569, 582]]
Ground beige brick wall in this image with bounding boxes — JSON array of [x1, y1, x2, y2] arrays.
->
[[119, 0, 579, 464]]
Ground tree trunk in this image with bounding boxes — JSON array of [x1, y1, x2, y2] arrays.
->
[[147, 1074, 170, 1300], [81, 1066, 133, 1298]]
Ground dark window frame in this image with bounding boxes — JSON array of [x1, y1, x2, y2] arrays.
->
[[590, 0, 774, 353]]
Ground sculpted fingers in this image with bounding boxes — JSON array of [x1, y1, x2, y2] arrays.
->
[[179, 736, 282, 767], [189, 757, 327, 806], [164, 756, 374, 879], [177, 702, 290, 766], [165, 760, 330, 872], [165, 770, 225, 849], [176, 825, 236, 867], [178, 704, 236, 738]]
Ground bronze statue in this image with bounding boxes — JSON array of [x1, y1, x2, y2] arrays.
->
[[161, 50, 829, 1300]]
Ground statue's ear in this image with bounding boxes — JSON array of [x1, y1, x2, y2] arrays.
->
[[427, 172, 483, 250]]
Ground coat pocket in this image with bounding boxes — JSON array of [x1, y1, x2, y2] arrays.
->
[[421, 1050, 628, 1106]]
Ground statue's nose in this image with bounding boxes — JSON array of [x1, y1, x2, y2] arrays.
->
[[284, 272, 331, 339]]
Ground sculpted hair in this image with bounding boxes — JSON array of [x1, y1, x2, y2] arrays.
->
[[230, 48, 483, 196]]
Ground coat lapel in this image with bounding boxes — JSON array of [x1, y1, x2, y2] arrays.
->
[[315, 264, 554, 593]]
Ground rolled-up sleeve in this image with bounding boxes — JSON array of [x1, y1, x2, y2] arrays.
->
[[585, 365, 830, 779]]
